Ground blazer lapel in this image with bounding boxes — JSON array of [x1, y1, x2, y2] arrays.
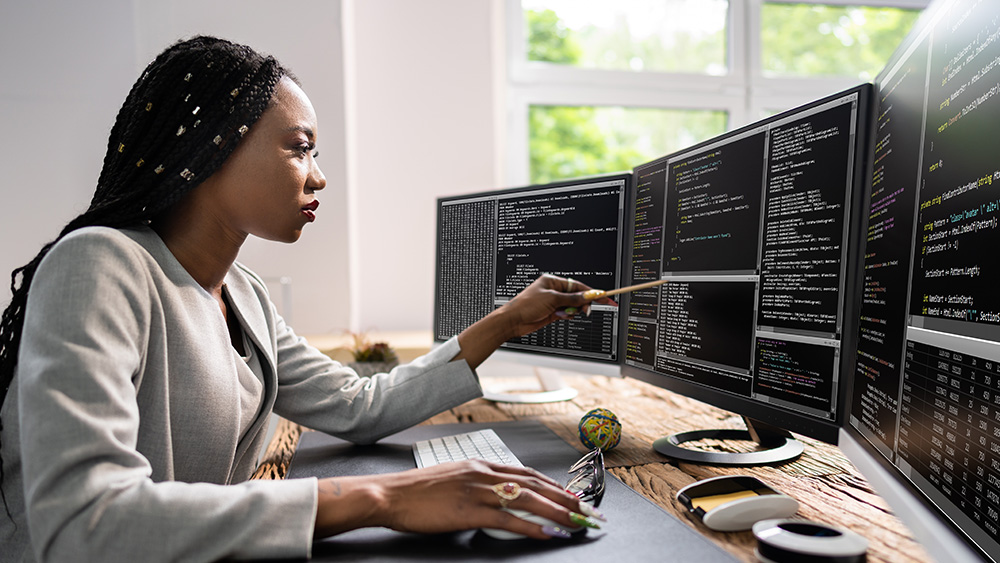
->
[[221, 270, 277, 389]]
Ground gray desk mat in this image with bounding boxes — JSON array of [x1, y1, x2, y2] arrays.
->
[[286, 420, 735, 562]]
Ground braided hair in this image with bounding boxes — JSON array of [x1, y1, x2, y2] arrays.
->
[[0, 36, 290, 514]]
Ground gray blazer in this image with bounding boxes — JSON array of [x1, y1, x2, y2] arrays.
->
[[0, 226, 482, 562]]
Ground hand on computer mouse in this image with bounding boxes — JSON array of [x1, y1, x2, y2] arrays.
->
[[313, 459, 602, 540], [482, 508, 577, 540]]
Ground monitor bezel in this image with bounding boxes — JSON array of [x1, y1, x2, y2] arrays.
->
[[619, 84, 875, 446]]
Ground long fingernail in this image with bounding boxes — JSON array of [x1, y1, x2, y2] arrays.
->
[[578, 501, 607, 522], [569, 512, 601, 529], [542, 525, 572, 539]]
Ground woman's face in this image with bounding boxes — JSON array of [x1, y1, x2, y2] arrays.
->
[[209, 76, 326, 243]]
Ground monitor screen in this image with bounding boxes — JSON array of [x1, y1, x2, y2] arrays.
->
[[841, 0, 1000, 560], [620, 85, 873, 453], [434, 174, 629, 370]]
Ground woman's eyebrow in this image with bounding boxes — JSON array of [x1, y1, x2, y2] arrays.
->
[[285, 125, 315, 140]]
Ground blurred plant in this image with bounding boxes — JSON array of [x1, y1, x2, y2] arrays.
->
[[347, 332, 399, 364]]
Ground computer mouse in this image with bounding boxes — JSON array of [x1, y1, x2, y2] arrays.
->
[[481, 508, 580, 540]]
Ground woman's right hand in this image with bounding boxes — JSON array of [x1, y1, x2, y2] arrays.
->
[[313, 460, 602, 540], [453, 274, 617, 370]]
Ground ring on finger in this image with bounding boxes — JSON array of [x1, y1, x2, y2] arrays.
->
[[492, 481, 522, 509], [566, 278, 576, 292]]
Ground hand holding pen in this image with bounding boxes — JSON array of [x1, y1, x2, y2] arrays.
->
[[562, 278, 669, 317], [455, 274, 608, 369]]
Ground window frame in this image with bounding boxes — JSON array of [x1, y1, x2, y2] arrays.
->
[[506, 0, 930, 184]]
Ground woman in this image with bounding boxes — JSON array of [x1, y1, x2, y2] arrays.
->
[[0, 36, 606, 562]]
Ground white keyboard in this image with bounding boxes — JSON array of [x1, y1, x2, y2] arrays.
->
[[412, 428, 524, 468]]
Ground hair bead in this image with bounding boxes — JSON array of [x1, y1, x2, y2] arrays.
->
[[145, 102, 153, 111], [193, 119, 201, 128], [154, 164, 165, 174], [136, 158, 145, 167], [192, 106, 200, 115], [230, 88, 239, 98], [118, 143, 125, 153], [213, 135, 223, 145], [184, 73, 192, 82], [238, 125, 248, 136], [180, 169, 195, 180], [176, 125, 186, 136]]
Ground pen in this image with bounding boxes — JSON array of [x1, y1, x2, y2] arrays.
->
[[582, 278, 669, 300]]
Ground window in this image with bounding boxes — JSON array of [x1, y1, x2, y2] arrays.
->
[[761, 3, 922, 80], [508, 0, 927, 184], [529, 105, 727, 183], [524, 0, 729, 74]]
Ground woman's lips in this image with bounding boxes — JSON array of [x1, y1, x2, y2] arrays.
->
[[302, 200, 319, 222]]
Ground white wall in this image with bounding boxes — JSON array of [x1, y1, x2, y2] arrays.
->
[[0, 0, 501, 336], [0, 0, 138, 321], [346, 0, 502, 333], [131, 0, 352, 335]]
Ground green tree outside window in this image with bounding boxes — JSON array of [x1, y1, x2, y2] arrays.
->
[[525, 9, 726, 183], [762, 4, 921, 80], [523, 4, 920, 183]]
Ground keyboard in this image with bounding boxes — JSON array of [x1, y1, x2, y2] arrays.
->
[[412, 428, 524, 468]]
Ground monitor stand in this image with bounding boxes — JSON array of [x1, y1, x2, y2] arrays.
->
[[481, 367, 579, 404], [652, 416, 804, 466]]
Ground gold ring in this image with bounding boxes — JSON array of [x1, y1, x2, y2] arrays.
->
[[492, 482, 522, 508]]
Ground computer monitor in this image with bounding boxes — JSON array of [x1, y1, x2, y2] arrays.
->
[[434, 173, 629, 402], [839, 0, 1000, 560], [619, 85, 873, 465]]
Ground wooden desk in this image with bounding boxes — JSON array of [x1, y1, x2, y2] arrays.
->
[[258, 373, 931, 563]]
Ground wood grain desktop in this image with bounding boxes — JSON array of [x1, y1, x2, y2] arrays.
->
[[256, 368, 931, 563]]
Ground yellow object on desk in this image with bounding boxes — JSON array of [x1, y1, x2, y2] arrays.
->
[[691, 490, 761, 512]]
